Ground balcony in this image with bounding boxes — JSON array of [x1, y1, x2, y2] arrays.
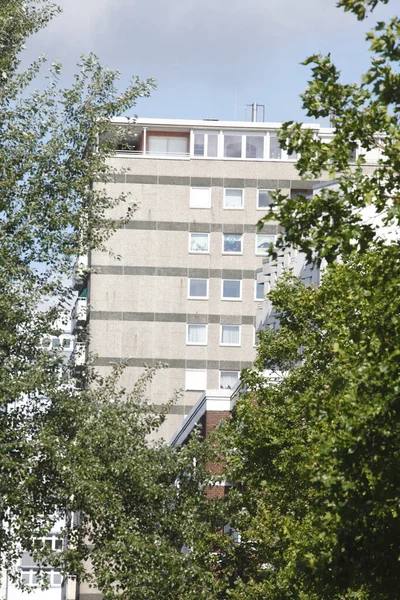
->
[[72, 255, 89, 291], [71, 342, 87, 369], [71, 296, 88, 333]]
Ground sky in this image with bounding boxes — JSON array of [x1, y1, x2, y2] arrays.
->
[[23, 0, 394, 124]]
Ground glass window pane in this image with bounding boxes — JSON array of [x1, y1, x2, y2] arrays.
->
[[167, 137, 188, 154], [221, 325, 240, 345], [269, 134, 282, 159], [220, 371, 239, 390], [258, 190, 273, 208], [189, 279, 208, 298], [21, 571, 30, 584], [223, 234, 242, 253], [148, 137, 168, 154], [190, 187, 211, 208], [207, 134, 218, 157], [187, 324, 207, 344], [190, 233, 209, 253], [52, 572, 62, 585], [54, 539, 63, 550], [224, 189, 243, 208], [222, 280, 241, 299], [33, 571, 40, 585], [224, 135, 242, 158], [246, 136, 264, 159], [194, 133, 205, 156], [185, 369, 207, 391], [256, 283, 264, 299], [256, 235, 275, 255]]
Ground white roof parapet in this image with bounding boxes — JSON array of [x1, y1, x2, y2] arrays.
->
[[110, 116, 328, 133], [169, 387, 239, 448]]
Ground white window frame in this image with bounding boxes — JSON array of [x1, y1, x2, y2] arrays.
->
[[20, 569, 62, 588], [147, 135, 188, 156], [220, 325, 241, 346], [224, 188, 244, 210], [221, 279, 242, 301], [188, 278, 209, 300], [222, 233, 243, 255], [245, 134, 265, 159], [189, 232, 210, 254], [255, 281, 265, 300], [257, 189, 274, 210], [185, 369, 207, 391], [186, 324, 208, 346], [190, 186, 211, 209], [192, 131, 219, 158], [219, 370, 240, 390], [255, 234, 276, 256]]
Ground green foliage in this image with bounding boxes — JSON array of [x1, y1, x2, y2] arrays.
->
[[218, 245, 400, 600], [211, 1, 400, 598], [259, 0, 400, 264], [0, 0, 158, 591]]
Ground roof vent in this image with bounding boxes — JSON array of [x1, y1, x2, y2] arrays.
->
[[245, 103, 265, 122]]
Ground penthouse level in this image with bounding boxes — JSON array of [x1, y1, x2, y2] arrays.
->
[[108, 117, 383, 164]]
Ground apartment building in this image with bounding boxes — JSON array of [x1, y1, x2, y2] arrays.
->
[[73, 117, 355, 440]]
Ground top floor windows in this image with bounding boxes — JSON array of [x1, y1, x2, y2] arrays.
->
[[194, 133, 218, 157], [147, 134, 189, 156], [223, 134, 264, 159], [115, 126, 382, 165]]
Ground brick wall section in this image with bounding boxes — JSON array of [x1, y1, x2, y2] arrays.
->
[[204, 409, 231, 498], [204, 410, 230, 437]]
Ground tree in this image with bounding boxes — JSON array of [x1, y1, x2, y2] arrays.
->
[[0, 0, 161, 588], [259, 0, 399, 264], [208, 0, 400, 598], [0, 6, 232, 599]]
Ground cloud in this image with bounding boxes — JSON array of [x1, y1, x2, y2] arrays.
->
[[27, 0, 354, 80], [22, 0, 393, 120]]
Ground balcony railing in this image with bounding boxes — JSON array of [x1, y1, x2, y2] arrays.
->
[[71, 297, 88, 333], [72, 255, 89, 291], [71, 342, 87, 368]]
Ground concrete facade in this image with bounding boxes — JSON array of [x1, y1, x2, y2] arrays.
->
[[77, 118, 340, 440]]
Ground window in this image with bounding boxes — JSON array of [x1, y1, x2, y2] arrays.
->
[[224, 189, 243, 209], [193, 133, 218, 157], [223, 233, 242, 254], [188, 278, 208, 299], [185, 369, 207, 391], [190, 186, 211, 208], [257, 190, 274, 209], [20, 569, 62, 588], [255, 282, 264, 300], [189, 232, 209, 253], [269, 133, 282, 159], [187, 324, 207, 345], [222, 280, 241, 300], [290, 189, 313, 200], [220, 371, 240, 390], [221, 325, 241, 346], [62, 337, 72, 349], [256, 234, 275, 255], [148, 135, 188, 155], [246, 135, 264, 159], [224, 135, 242, 158]]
